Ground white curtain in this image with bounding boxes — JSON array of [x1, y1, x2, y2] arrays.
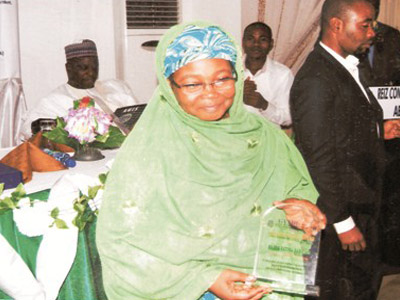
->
[[263, 0, 324, 74], [379, 0, 400, 30], [262, 0, 400, 74], [0, 0, 26, 147]]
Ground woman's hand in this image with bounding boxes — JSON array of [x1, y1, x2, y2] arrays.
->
[[274, 198, 326, 240], [209, 269, 271, 300]]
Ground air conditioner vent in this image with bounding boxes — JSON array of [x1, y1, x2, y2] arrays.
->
[[126, 0, 179, 29]]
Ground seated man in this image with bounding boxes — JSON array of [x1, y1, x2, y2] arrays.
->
[[242, 22, 293, 129], [20, 39, 139, 139]]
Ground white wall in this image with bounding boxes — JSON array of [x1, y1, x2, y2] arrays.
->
[[241, 0, 258, 36], [18, 0, 119, 111], [126, 0, 258, 103], [182, 0, 243, 44], [17, 0, 259, 110]]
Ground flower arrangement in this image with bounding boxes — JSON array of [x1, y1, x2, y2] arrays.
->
[[43, 97, 125, 158], [64, 104, 112, 144]]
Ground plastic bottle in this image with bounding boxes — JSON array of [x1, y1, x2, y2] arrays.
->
[[43, 149, 76, 168]]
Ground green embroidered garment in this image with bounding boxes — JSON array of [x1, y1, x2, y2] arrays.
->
[[96, 21, 319, 300]]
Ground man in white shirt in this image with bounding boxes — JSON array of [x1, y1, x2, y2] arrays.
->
[[242, 22, 293, 128], [290, 0, 400, 299], [20, 39, 138, 139]]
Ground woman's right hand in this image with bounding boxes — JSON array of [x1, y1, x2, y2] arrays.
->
[[274, 198, 326, 240], [208, 269, 271, 300]]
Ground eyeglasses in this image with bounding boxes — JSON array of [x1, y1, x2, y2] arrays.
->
[[170, 71, 237, 94]]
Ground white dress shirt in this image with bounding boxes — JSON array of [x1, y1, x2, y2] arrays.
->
[[20, 79, 139, 140], [243, 56, 293, 127], [320, 41, 375, 233], [320, 42, 370, 101]]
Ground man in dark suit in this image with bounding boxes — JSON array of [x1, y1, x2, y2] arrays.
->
[[290, 0, 400, 299], [358, 0, 400, 271], [358, 0, 400, 86]]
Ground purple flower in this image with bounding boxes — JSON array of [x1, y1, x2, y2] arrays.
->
[[64, 107, 112, 144]]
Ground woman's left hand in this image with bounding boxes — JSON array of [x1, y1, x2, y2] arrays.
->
[[274, 198, 326, 240]]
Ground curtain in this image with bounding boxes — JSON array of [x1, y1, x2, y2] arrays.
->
[[0, 0, 26, 147], [260, 0, 400, 74], [262, 0, 324, 74], [379, 0, 400, 30]]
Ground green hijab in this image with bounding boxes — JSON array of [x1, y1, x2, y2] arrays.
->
[[96, 21, 318, 300]]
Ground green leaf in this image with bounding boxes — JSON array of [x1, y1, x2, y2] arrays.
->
[[91, 126, 125, 149], [43, 118, 80, 151], [0, 197, 16, 209], [0, 183, 4, 195], [11, 184, 26, 199], [50, 207, 60, 218], [72, 216, 86, 231], [54, 218, 68, 229], [94, 132, 110, 143], [88, 185, 101, 199], [74, 202, 86, 213], [86, 214, 95, 222], [250, 203, 262, 216], [73, 99, 80, 109], [247, 139, 259, 149], [98, 173, 108, 184], [57, 117, 67, 128]]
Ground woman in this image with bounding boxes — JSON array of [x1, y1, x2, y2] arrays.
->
[[96, 21, 325, 300]]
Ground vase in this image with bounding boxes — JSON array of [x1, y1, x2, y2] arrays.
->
[[73, 144, 104, 161]]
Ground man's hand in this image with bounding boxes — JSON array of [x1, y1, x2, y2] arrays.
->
[[209, 269, 271, 300], [243, 78, 268, 110], [384, 119, 400, 139], [337, 226, 366, 251], [274, 198, 326, 240]]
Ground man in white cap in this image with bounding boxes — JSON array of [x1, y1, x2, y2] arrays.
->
[[20, 39, 138, 139]]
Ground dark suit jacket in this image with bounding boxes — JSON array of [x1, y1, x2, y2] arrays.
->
[[357, 23, 400, 265], [358, 22, 400, 86], [290, 44, 386, 226]]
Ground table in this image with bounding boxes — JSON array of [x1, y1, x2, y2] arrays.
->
[[0, 190, 107, 300], [0, 149, 117, 300], [0, 148, 117, 194]]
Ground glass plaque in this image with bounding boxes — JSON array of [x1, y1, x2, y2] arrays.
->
[[250, 203, 321, 296]]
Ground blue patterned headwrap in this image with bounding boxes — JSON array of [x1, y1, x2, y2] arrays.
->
[[164, 25, 237, 78]]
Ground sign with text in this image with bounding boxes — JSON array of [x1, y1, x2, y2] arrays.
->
[[251, 204, 321, 296], [369, 86, 400, 119]]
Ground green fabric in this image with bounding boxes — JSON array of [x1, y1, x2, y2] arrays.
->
[[96, 20, 319, 300], [0, 190, 47, 291], [0, 190, 107, 300], [57, 218, 107, 300]]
